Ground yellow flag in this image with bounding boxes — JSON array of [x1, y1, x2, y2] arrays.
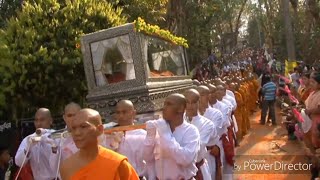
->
[[285, 60, 297, 76]]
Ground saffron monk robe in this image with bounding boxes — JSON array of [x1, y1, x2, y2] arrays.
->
[[105, 100, 148, 179], [247, 77, 257, 112], [184, 88, 219, 180], [59, 108, 139, 180], [143, 94, 200, 180], [238, 81, 249, 135], [243, 79, 252, 129], [49, 102, 112, 179]]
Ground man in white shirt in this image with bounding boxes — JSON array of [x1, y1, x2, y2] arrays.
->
[[217, 84, 238, 144], [225, 83, 236, 99], [206, 84, 231, 132], [197, 85, 226, 180], [184, 89, 218, 180], [46, 103, 82, 179], [206, 84, 235, 180], [15, 108, 58, 180], [143, 94, 200, 180], [224, 82, 239, 145], [105, 100, 147, 179], [290, 67, 300, 90], [215, 85, 235, 180], [59, 102, 81, 160]]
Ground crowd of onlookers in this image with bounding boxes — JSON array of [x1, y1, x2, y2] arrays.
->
[[273, 66, 320, 179]]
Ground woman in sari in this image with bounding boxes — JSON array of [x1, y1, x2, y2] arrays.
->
[[305, 72, 320, 179], [298, 73, 313, 103], [305, 72, 320, 149]]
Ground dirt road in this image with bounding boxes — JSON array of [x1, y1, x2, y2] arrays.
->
[[234, 109, 311, 180]]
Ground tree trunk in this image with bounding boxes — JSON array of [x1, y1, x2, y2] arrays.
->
[[166, 0, 185, 36], [234, 0, 248, 34], [306, 0, 320, 26], [302, 6, 313, 64], [282, 0, 296, 61], [263, 0, 274, 50]]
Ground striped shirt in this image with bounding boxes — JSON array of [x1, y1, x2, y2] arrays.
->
[[262, 81, 277, 100]]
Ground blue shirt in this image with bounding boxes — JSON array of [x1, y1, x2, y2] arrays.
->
[[262, 81, 277, 100]]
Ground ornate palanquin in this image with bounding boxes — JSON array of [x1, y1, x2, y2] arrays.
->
[[80, 23, 192, 122]]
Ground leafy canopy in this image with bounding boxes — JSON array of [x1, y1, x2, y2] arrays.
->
[[0, 0, 126, 120]]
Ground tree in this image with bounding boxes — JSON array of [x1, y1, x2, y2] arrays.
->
[[0, 0, 22, 28], [110, 0, 168, 26], [246, 16, 265, 48], [0, 0, 126, 122], [112, 0, 251, 67], [282, 0, 296, 61]]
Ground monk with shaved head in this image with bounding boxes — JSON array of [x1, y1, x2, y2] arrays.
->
[[196, 85, 226, 180], [49, 102, 82, 166], [105, 100, 147, 178], [15, 108, 58, 179], [143, 93, 200, 179], [216, 85, 226, 101], [193, 79, 201, 86], [196, 86, 210, 113], [207, 84, 237, 179], [206, 84, 218, 106], [63, 102, 81, 131], [115, 100, 136, 126], [184, 89, 219, 180], [34, 108, 53, 129], [60, 108, 139, 180]]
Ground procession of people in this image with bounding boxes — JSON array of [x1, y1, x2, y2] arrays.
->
[[0, 49, 264, 180], [0, 48, 319, 180]]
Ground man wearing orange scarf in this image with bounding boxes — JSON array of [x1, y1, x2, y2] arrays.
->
[[59, 108, 139, 180]]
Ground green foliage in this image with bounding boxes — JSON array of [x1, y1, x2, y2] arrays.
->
[[0, 0, 126, 120], [134, 17, 188, 48], [110, 0, 167, 26], [110, 0, 250, 68], [0, 0, 22, 28], [246, 17, 265, 48], [182, 1, 221, 66], [246, 0, 320, 63]]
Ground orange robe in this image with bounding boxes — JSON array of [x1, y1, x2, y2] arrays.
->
[[249, 80, 258, 111], [234, 91, 244, 139], [252, 79, 259, 101], [238, 86, 249, 135], [242, 82, 251, 130], [70, 146, 139, 180], [246, 82, 252, 129], [246, 82, 253, 110]]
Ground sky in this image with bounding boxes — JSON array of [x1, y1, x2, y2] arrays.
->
[[239, 0, 259, 37]]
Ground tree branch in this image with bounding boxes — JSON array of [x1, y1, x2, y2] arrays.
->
[[234, 0, 248, 33]]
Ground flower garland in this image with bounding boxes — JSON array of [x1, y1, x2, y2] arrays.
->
[[133, 17, 189, 48]]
